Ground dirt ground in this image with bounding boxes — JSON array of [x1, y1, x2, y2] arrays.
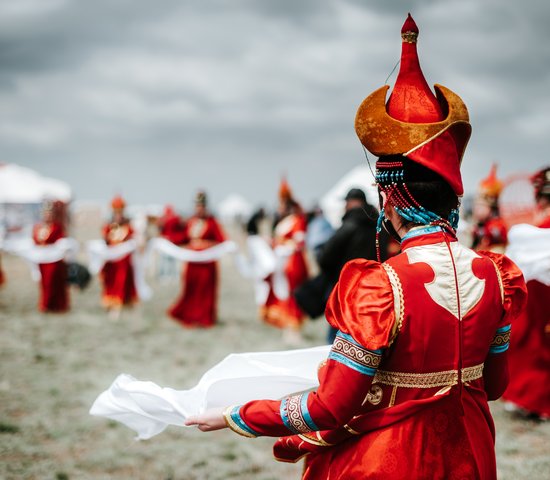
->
[[1, 232, 549, 479]]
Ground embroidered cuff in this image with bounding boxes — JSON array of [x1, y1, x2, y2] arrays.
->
[[280, 392, 318, 434], [328, 331, 383, 375], [489, 324, 511, 354], [223, 405, 259, 438]]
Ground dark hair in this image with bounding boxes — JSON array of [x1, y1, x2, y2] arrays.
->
[[378, 155, 459, 224]]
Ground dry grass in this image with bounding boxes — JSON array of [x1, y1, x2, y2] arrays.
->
[[1, 232, 549, 479]]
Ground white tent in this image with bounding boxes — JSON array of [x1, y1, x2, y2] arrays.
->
[[320, 165, 380, 228], [218, 193, 253, 224], [0, 164, 72, 203]]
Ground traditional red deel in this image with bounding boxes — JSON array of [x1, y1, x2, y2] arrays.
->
[[260, 212, 308, 329], [33, 221, 69, 312], [168, 215, 225, 328], [101, 221, 137, 307]]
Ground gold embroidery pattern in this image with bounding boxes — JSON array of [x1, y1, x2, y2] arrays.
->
[[373, 363, 484, 388], [285, 394, 312, 434], [223, 406, 257, 438], [491, 330, 510, 347], [298, 432, 333, 447], [363, 384, 383, 406], [332, 336, 382, 370], [343, 423, 360, 435], [382, 263, 405, 345], [401, 31, 418, 43], [488, 257, 505, 305]]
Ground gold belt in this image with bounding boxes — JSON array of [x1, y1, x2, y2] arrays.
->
[[372, 363, 484, 389]]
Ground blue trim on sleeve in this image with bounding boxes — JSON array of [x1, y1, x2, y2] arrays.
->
[[335, 331, 383, 354], [495, 324, 511, 334], [489, 344, 509, 354], [327, 351, 378, 376], [230, 406, 259, 437], [280, 398, 292, 431], [301, 392, 318, 431]]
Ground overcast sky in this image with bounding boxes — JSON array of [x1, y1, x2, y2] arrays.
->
[[1, 0, 549, 211]]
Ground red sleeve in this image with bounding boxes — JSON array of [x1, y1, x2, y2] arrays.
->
[[224, 261, 395, 438], [209, 217, 226, 243], [326, 259, 397, 350], [102, 224, 110, 242], [478, 251, 527, 399]]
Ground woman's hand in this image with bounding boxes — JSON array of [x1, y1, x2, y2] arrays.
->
[[185, 407, 227, 432]]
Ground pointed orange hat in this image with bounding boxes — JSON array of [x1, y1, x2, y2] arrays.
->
[[479, 163, 503, 200], [111, 195, 126, 210], [278, 175, 293, 201], [355, 14, 471, 195]]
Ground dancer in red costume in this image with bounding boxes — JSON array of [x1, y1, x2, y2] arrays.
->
[[101, 196, 137, 318], [471, 164, 508, 252], [261, 178, 309, 340], [186, 15, 527, 479], [33, 201, 69, 313], [168, 191, 225, 328], [503, 167, 550, 419]]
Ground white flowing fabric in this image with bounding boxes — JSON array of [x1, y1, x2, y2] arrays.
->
[[2, 237, 79, 281], [148, 238, 237, 262], [86, 239, 152, 301], [506, 224, 550, 285], [232, 235, 293, 305], [90, 344, 331, 440]]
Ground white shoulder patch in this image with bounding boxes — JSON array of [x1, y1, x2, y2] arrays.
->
[[405, 242, 485, 320]]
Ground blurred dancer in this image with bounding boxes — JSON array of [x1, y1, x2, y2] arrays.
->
[[101, 196, 137, 319], [471, 164, 507, 252], [503, 167, 550, 419], [261, 178, 308, 342], [157, 205, 186, 280], [33, 201, 69, 312], [168, 191, 225, 327]]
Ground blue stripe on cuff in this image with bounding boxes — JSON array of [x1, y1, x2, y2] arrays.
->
[[280, 398, 292, 431], [230, 406, 259, 437], [496, 324, 511, 334], [301, 392, 318, 431], [335, 331, 383, 354], [327, 351, 377, 376], [489, 344, 510, 354]]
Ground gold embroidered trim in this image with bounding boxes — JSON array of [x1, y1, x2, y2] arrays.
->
[[382, 263, 405, 345], [332, 335, 382, 370], [488, 257, 505, 305], [491, 330, 510, 347], [343, 424, 361, 435], [389, 385, 397, 407], [373, 363, 484, 388], [363, 384, 383, 406], [284, 394, 313, 434], [401, 31, 418, 43], [223, 406, 257, 438], [298, 431, 333, 447]]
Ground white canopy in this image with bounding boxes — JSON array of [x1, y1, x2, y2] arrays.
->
[[0, 163, 72, 203], [218, 193, 253, 223], [320, 165, 380, 228]]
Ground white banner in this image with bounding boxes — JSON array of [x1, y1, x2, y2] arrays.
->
[[148, 238, 237, 263], [2, 237, 79, 281], [506, 224, 550, 286], [90, 345, 331, 440]]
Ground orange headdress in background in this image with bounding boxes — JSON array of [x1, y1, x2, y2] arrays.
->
[[111, 195, 126, 211], [478, 164, 504, 206]]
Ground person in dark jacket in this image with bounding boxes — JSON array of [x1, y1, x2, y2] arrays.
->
[[318, 188, 388, 342]]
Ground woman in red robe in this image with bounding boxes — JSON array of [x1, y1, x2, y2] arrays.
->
[[471, 164, 508, 252], [503, 167, 550, 419], [168, 191, 225, 328], [185, 16, 528, 479], [101, 196, 137, 317], [33, 203, 69, 313], [261, 179, 308, 337]]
